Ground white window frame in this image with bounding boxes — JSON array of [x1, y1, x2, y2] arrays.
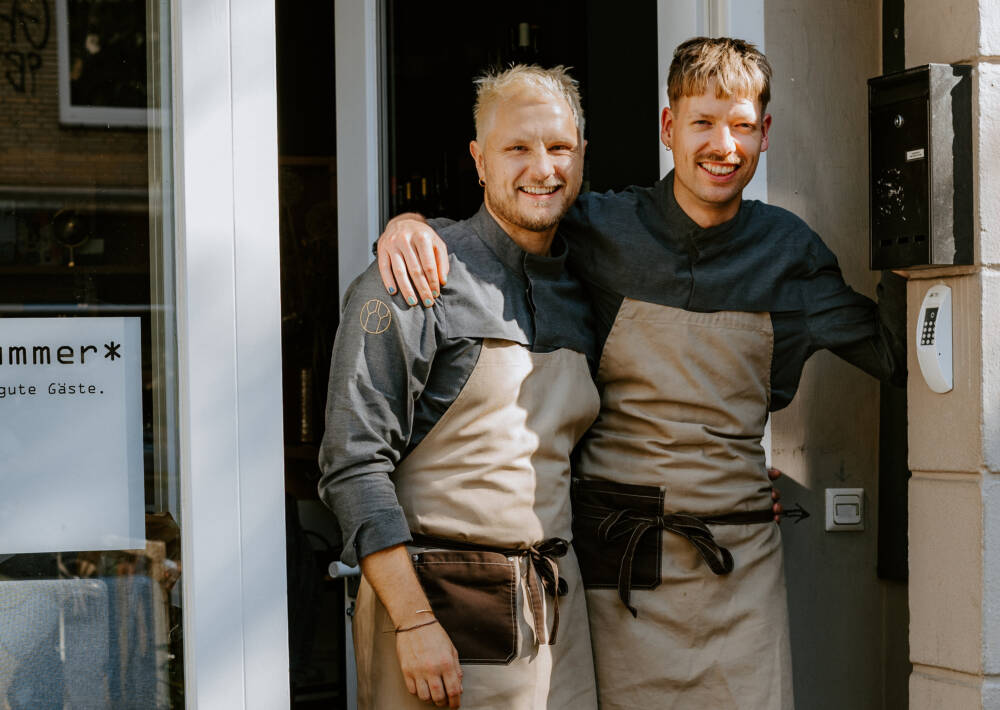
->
[[172, 0, 289, 708], [335, 0, 383, 306]]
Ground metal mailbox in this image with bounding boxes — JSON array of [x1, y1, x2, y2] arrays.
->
[[868, 63, 973, 270]]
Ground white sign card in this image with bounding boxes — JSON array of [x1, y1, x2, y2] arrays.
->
[[0, 317, 144, 553]]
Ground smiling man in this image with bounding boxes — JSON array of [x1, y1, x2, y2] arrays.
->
[[377, 38, 907, 709], [320, 66, 601, 710]]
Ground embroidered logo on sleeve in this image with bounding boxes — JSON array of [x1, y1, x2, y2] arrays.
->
[[360, 299, 392, 334]]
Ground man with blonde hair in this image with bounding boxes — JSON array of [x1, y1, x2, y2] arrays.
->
[[320, 64, 600, 709], [377, 37, 905, 709]]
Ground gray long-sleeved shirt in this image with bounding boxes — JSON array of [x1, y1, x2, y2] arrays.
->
[[319, 206, 596, 566]]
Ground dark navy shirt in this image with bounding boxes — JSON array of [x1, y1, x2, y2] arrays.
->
[[561, 172, 907, 409], [319, 206, 596, 565]]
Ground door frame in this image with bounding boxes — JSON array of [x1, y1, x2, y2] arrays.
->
[[172, 0, 289, 707]]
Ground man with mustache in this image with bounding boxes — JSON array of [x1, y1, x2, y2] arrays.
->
[[376, 38, 906, 709], [319, 65, 602, 709]]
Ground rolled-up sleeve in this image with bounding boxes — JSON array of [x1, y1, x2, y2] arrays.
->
[[804, 236, 907, 388], [318, 266, 444, 566]]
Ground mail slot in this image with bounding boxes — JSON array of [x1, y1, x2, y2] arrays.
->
[[868, 63, 973, 269]]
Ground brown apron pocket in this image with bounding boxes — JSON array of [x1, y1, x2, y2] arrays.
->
[[571, 478, 663, 590], [412, 549, 518, 665]]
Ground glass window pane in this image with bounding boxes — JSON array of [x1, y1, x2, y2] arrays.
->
[[0, 0, 183, 707]]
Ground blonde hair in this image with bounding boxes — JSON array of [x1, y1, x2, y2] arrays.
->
[[668, 37, 772, 110], [473, 64, 585, 141]]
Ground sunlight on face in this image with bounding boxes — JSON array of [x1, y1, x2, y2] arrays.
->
[[661, 78, 771, 227], [471, 89, 584, 247]]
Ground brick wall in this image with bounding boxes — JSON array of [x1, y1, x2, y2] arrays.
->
[[0, 0, 149, 190]]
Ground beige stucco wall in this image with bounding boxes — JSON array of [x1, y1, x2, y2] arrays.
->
[[903, 1, 1000, 708], [765, 1, 909, 708]]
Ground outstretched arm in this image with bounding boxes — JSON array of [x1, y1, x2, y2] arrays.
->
[[377, 213, 451, 308]]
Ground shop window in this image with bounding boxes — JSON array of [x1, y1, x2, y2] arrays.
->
[[0, 0, 183, 707]]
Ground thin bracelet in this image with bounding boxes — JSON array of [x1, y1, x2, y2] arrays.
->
[[395, 618, 439, 634]]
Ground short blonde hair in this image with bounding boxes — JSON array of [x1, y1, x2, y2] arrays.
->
[[473, 64, 585, 141], [668, 37, 772, 111]]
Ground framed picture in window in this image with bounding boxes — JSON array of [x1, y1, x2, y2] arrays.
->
[[56, 0, 150, 126]]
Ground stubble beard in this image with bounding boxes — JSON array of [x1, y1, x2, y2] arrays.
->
[[485, 186, 574, 234]]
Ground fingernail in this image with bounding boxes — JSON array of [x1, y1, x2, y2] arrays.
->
[[407, 297, 417, 306], [432, 290, 440, 298], [423, 298, 433, 307], [441, 276, 448, 285], [388, 286, 397, 295]]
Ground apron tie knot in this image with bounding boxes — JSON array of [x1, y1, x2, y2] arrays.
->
[[523, 537, 569, 645], [596, 509, 737, 617]]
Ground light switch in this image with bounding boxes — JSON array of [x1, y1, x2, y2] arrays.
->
[[825, 488, 864, 531]]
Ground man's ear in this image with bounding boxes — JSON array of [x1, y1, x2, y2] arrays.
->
[[469, 140, 485, 182], [760, 113, 772, 152], [659, 106, 674, 149]]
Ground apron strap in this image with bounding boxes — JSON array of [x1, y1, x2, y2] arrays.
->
[[409, 533, 570, 645], [587, 505, 773, 617]]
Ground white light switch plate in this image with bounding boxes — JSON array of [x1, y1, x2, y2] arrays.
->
[[825, 488, 865, 532]]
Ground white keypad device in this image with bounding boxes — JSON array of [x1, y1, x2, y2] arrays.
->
[[915, 284, 953, 393]]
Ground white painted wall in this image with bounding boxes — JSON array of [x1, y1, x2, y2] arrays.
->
[[763, 1, 909, 708]]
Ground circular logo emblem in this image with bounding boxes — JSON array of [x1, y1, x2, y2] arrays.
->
[[360, 299, 392, 334]]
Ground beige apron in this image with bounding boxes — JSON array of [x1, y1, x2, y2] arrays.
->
[[354, 339, 601, 710], [576, 298, 794, 710]]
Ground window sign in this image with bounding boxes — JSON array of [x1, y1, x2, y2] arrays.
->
[[0, 317, 144, 553]]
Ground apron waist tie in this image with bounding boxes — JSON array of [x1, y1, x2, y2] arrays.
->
[[409, 533, 570, 645], [577, 504, 774, 617]]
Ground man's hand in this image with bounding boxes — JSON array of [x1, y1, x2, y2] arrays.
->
[[396, 620, 464, 708], [768, 466, 783, 522], [360, 544, 463, 707], [377, 213, 450, 308]]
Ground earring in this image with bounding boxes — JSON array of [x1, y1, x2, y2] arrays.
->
[[478, 178, 486, 187], [665, 145, 672, 151]]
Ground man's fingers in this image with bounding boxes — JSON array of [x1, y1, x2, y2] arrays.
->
[[377, 244, 399, 296], [434, 238, 450, 286], [771, 487, 781, 501], [426, 675, 448, 707], [390, 251, 419, 307], [404, 674, 417, 696], [415, 237, 441, 297], [773, 500, 783, 522], [767, 466, 782, 481], [415, 677, 432, 703], [442, 663, 463, 708], [401, 243, 436, 307]]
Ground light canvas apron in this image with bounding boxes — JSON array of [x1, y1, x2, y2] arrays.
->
[[575, 298, 794, 710], [353, 339, 601, 710]]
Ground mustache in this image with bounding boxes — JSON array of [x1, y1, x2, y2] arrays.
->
[[697, 153, 742, 165]]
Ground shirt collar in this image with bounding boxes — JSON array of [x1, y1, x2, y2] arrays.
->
[[468, 203, 569, 279], [654, 170, 750, 243]]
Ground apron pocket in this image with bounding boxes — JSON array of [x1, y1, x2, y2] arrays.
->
[[571, 478, 663, 590], [412, 550, 518, 665]]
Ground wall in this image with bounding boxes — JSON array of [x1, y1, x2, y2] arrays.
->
[[765, 1, 910, 708], [903, 1, 1000, 707], [0, 0, 148, 189]]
